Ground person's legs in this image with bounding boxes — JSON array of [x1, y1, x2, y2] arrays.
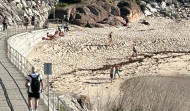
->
[[3, 23, 6, 31], [110, 74, 113, 83], [28, 97, 33, 110], [34, 98, 39, 111]]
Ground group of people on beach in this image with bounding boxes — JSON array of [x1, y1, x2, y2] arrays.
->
[[110, 64, 120, 83], [108, 31, 137, 82], [42, 27, 65, 40]]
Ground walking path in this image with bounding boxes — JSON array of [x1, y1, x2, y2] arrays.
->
[[0, 31, 47, 111]]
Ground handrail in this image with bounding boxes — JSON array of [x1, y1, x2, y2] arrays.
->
[[6, 19, 72, 111]]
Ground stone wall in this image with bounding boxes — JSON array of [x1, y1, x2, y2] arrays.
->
[[0, 0, 58, 26]]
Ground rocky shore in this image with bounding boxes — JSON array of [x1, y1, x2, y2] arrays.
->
[[27, 16, 190, 110]]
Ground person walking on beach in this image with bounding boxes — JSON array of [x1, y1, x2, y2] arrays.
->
[[25, 67, 43, 111], [2, 16, 8, 31], [132, 43, 137, 58], [110, 66, 114, 83], [114, 64, 120, 78], [108, 32, 113, 46]]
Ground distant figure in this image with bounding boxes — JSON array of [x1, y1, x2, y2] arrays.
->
[[132, 43, 137, 57], [36, 18, 40, 29], [108, 32, 113, 46], [110, 66, 114, 83], [64, 22, 69, 32], [24, 16, 29, 30], [43, 20, 49, 29], [66, 15, 70, 22], [2, 16, 8, 31], [58, 27, 64, 37], [114, 64, 120, 78], [141, 20, 150, 25], [31, 16, 35, 26], [25, 67, 43, 111], [125, 16, 129, 27]]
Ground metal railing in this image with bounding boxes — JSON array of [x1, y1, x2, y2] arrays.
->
[[6, 19, 72, 111]]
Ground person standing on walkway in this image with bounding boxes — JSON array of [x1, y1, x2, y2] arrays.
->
[[2, 16, 8, 31], [25, 67, 43, 111], [24, 16, 29, 30], [31, 16, 35, 26]]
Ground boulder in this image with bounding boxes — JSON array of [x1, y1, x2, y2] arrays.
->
[[144, 9, 153, 16], [146, 4, 158, 13], [100, 15, 125, 26], [118, 0, 142, 22], [70, 13, 96, 26], [77, 95, 92, 110]]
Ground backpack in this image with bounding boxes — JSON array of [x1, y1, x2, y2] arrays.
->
[[29, 74, 40, 93]]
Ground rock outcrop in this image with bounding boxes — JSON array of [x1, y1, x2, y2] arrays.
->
[[0, 0, 58, 26], [141, 0, 190, 19], [54, 0, 142, 27], [118, 0, 143, 22]]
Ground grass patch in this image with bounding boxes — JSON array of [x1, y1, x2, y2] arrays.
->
[[140, 4, 146, 12], [166, 2, 172, 7], [60, 105, 66, 111], [55, 2, 70, 9]]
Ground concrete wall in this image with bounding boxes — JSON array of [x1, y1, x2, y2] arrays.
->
[[7, 29, 55, 57]]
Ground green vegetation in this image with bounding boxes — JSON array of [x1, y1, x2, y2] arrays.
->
[[57, 104, 66, 111], [108, 0, 115, 3], [140, 4, 146, 12], [166, 2, 172, 7], [136, 0, 141, 5], [60, 105, 66, 111], [156, 0, 165, 3], [55, 2, 69, 9]]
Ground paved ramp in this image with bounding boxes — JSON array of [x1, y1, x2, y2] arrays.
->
[[0, 32, 47, 111]]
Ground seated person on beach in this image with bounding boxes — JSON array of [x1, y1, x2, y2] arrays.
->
[[64, 23, 69, 32], [58, 27, 64, 37], [42, 30, 59, 40]]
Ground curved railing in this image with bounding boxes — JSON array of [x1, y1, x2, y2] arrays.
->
[[6, 19, 72, 111]]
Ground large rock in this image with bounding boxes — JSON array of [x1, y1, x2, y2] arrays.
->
[[77, 95, 92, 110], [56, 0, 143, 27], [100, 15, 125, 26], [0, 0, 58, 26], [118, 0, 142, 22]]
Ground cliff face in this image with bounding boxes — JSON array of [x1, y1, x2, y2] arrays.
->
[[0, 0, 58, 26]]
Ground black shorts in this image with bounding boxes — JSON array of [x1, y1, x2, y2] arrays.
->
[[28, 92, 40, 99], [110, 74, 113, 78]]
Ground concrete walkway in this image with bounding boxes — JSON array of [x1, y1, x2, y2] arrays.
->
[[0, 31, 47, 111]]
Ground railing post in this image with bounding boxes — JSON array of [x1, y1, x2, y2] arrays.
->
[[58, 97, 60, 111], [53, 91, 55, 111], [21, 55, 23, 73]]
